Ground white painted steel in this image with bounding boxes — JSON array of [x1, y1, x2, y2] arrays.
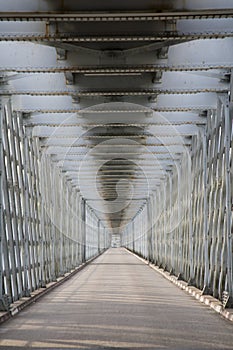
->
[[0, 1, 232, 310]]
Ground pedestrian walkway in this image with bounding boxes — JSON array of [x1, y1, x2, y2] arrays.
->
[[0, 248, 232, 350]]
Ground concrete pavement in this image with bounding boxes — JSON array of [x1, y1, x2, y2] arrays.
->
[[0, 248, 232, 349]]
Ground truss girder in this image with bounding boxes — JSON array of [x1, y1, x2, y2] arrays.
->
[[0, 1, 233, 311], [0, 39, 233, 71], [123, 95, 233, 301], [0, 71, 229, 96], [0, 99, 109, 309], [0, 18, 233, 42]]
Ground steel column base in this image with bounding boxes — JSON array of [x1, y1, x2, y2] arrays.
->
[[177, 273, 184, 281], [201, 285, 212, 296], [187, 278, 196, 287], [0, 295, 10, 311]]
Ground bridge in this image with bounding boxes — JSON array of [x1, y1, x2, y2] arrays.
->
[[0, 0, 233, 348]]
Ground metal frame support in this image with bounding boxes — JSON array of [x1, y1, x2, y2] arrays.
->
[[177, 166, 184, 280], [224, 93, 233, 301], [0, 97, 106, 306], [51, 164, 56, 281], [23, 127, 32, 297], [59, 175, 64, 276], [103, 227, 106, 250], [169, 175, 175, 275], [188, 168, 195, 286], [81, 198, 86, 263], [132, 220, 135, 252], [0, 98, 9, 311], [163, 183, 167, 270], [0, 100, 3, 302], [147, 197, 152, 263], [98, 219, 101, 254], [202, 125, 210, 294]]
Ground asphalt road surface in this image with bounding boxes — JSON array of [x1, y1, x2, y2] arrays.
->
[[0, 248, 232, 350]]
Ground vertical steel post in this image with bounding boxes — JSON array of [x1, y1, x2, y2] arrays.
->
[[177, 166, 183, 278], [151, 194, 155, 263], [187, 152, 194, 285], [163, 183, 167, 268], [132, 220, 135, 252], [154, 192, 158, 264], [81, 198, 86, 263], [59, 175, 64, 275], [98, 219, 101, 254], [147, 196, 153, 262], [22, 127, 31, 296], [224, 94, 233, 299], [40, 200, 46, 287], [0, 99, 3, 304], [202, 127, 209, 292], [169, 175, 174, 273], [158, 191, 162, 265], [103, 227, 106, 250], [71, 188, 76, 267], [65, 184, 69, 272], [51, 164, 56, 281]]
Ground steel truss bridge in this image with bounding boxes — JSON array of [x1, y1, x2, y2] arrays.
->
[[0, 0, 233, 337]]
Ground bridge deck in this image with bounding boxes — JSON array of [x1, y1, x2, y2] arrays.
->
[[0, 248, 232, 350]]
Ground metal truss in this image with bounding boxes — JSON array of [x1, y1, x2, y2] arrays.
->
[[122, 94, 233, 303], [0, 98, 109, 310], [0, 1, 233, 311]]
